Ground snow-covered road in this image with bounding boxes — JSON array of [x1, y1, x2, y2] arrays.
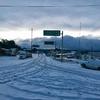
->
[[0, 54, 100, 100]]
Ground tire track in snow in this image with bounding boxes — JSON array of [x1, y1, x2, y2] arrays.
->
[[0, 93, 36, 100], [1, 55, 100, 100], [38, 56, 100, 81], [0, 59, 33, 71], [14, 77, 100, 97], [7, 85, 79, 100], [8, 83, 100, 100], [0, 55, 44, 84], [19, 76, 100, 91]]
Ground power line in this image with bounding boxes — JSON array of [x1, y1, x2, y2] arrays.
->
[[0, 5, 55, 8], [0, 5, 100, 8]]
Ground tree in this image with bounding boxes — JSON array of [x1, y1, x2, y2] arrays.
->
[[0, 39, 20, 49]]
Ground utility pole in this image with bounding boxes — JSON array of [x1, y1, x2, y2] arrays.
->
[[61, 31, 64, 62], [91, 39, 94, 59], [31, 28, 33, 52], [55, 40, 56, 50], [79, 22, 81, 59]]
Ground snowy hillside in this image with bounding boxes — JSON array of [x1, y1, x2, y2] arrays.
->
[[16, 36, 100, 51], [0, 54, 100, 100]]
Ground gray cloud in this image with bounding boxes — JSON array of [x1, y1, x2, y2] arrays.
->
[[0, 0, 100, 31]]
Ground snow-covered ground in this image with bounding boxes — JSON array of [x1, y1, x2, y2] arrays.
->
[[0, 54, 100, 100], [0, 56, 32, 68]]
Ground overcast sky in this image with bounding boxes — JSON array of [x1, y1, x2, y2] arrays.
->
[[0, 0, 100, 39]]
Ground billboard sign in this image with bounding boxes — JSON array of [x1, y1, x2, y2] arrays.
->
[[44, 41, 54, 45], [32, 45, 40, 48], [43, 30, 60, 36]]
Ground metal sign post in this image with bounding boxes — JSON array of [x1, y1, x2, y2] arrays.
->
[[61, 31, 64, 62], [31, 28, 33, 52], [43, 30, 63, 61]]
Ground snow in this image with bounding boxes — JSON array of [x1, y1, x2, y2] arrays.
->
[[0, 54, 100, 100], [0, 56, 31, 68]]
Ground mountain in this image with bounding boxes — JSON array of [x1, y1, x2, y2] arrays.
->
[[16, 35, 100, 51]]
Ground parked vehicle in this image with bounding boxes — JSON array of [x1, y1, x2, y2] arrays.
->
[[17, 51, 27, 59], [26, 52, 32, 58], [81, 59, 100, 70], [17, 51, 32, 59]]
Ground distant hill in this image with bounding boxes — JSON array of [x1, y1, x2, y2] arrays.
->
[[16, 35, 100, 51]]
